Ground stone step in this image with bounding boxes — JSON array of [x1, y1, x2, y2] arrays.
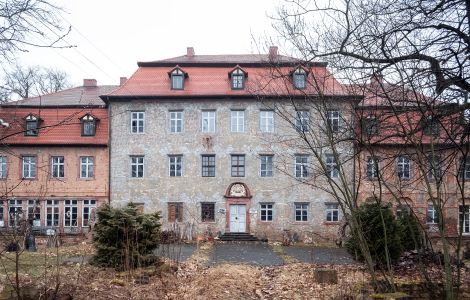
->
[[219, 232, 259, 241]]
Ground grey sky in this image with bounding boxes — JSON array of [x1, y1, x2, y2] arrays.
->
[[18, 0, 281, 86]]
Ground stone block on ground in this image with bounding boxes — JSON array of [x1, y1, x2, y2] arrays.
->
[[313, 268, 338, 284]]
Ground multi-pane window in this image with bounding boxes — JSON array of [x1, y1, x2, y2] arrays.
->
[[295, 203, 308, 221], [81, 114, 96, 136], [260, 110, 274, 132], [22, 156, 36, 179], [28, 200, 40, 227], [64, 200, 78, 227], [397, 156, 411, 179], [366, 156, 379, 179], [131, 111, 145, 134], [169, 155, 183, 177], [51, 156, 64, 178], [171, 68, 185, 90], [201, 202, 215, 222], [459, 205, 470, 234], [202, 155, 215, 177], [427, 155, 442, 180], [327, 110, 341, 133], [8, 199, 22, 227], [260, 155, 273, 177], [260, 203, 273, 221], [0, 156, 6, 178], [231, 155, 245, 177], [459, 157, 470, 180], [82, 200, 96, 227], [170, 111, 183, 133], [295, 155, 308, 178], [46, 200, 59, 227], [231, 110, 245, 132], [363, 115, 379, 136], [325, 154, 339, 178], [326, 203, 339, 222], [423, 116, 440, 136], [80, 156, 94, 178], [130, 156, 144, 178], [25, 115, 38, 136], [293, 68, 306, 89], [168, 203, 183, 222], [295, 111, 309, 132], [231, 68, 245, 89], [427, 203, 439, 224], [202, 111, 216, 133], [0, 200, 3, 226]]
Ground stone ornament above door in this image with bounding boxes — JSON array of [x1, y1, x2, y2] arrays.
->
[[224, 182, 252, 198]]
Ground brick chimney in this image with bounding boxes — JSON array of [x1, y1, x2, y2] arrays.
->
[[187, 47, 195, 57], [83, 79, 97, 87], [269, 46, 278, 61], [120, 77, 127, 86]]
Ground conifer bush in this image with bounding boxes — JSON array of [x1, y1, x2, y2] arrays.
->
[[345, 202, 404, 266], [91, 203, 161, 269], [398, 211, 424, 251]]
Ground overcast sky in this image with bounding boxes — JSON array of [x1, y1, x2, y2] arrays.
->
[[18, 0, 283, 86]]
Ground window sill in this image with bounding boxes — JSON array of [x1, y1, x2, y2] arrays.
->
[[21, 177, 36, 181], [79, 177, 95, 181], [201, 221, 216, 224], [293, 221, 309, 224], [323, 221, 340, 225]]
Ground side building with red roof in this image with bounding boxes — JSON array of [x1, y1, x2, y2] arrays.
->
[[0, 79, 117, 235], [102, 47, 357, 242]]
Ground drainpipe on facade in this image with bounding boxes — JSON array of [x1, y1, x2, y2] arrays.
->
[[107, 100, 112, 205]]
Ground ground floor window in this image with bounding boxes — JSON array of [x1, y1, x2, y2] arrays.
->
[[82, 200, 96, 227], [460, 205, 470, 234], [64, 200, 78, 227], [168, 202, 183, 222], [295, 203, 308, 222], [0, 200, 4, 226], [325, 203, 339, 222], [9, 199, 22, 227], [46, 200, 60, 227], [201, 202, 215, 222], [260, 203, 273, 221], [28, 200, 40, 226], [427, 203, 439, 224]]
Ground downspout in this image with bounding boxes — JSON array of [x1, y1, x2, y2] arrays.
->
[[107, 98, 112, 205]]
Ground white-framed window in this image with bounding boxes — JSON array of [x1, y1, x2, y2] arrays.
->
[[25, 114, 38, 136], [131, 111, 145, 134], [22, 156, 36, 179], [295, 155, 308, 178], [202, 110, 216, 133], [80, 156, 94, 178], [295, 203, 308, 221], [27, 200, 40, 227], [327, 110, 341, 133], [231, 155, 245, 177], [0, 156, 6, 178], [427, 203, 439, 224], [64, 200, 78, 227], [169, 155, 183, 177], [427, 154, 442, 180], [130, 156, 144, 178], [459, 205, 470, 234], [51, 156, 64, 178], [366, 156, 379, 179], [260, 155, 273, 177], [82, 200, 96, 227], [326, 203, 339, 222], [260, 203, 273, 221], [260, 110, 274, 132], [202, 155, 215, 177], [0, 200, 4, 226], [325, 154, 339, 178], [8, 199, 22, 227], [293, 68, 307, 89], [295, 110, 309, 132], [231, 68, 245, 90], [46, 200, 59, 227], [231, 110, 245, 132], [397, 156, 411, 179], [171, 68, 185, 90], [170, 111, 183, 133], [459, 157, 470, 180], [81, 114, 96, 136]]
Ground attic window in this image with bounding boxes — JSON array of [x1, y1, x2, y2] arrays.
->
[[423, 115, 440, 136], [229, 67, 247, 90], [169, 67, 187, 90], [292, 67, 307, 89], [81, 114, 97, 136], [25, 114, 38, 136]]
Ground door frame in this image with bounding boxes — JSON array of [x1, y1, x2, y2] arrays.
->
[[224, 182, 252, 233]]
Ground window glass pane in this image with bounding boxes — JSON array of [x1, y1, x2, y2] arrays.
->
[[201, 203, 215, 222]]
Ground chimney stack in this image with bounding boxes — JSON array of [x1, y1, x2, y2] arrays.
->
[[83, 79, 97, 87], [269, 46, 278, 61], [120, 77, 127, 86], [187, 47, 195, 57]]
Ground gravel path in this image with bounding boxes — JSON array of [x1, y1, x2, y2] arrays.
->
[[210, 243, 284, 266], [283, 246, 357, 264]]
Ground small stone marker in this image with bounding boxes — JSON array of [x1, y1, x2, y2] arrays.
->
[[313, 268, 338, 284]]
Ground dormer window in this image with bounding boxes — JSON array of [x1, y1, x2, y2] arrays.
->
[[169, 66, 188, 90], [25, 114, 39, 136], [292, 67, 307, 89], [81, 114, 97, 136], [229, 67, 247, 90]]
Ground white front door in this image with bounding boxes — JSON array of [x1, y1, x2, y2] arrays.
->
[[229, 204, 246, 233]]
